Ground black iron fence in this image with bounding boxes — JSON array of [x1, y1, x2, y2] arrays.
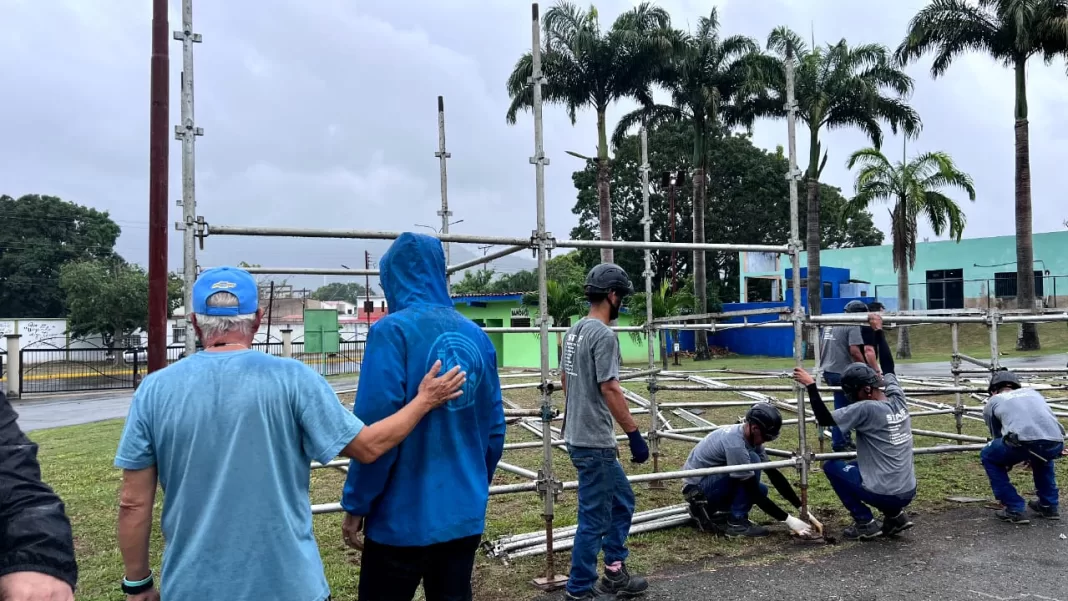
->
[[18, 340, 365, 395]]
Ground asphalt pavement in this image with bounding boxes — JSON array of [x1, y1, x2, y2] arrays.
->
[[898, 353, 1068, 378], [538, 507, 1068, 601], [12, 379, 357, 432]]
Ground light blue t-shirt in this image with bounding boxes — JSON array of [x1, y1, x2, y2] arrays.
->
[[114, 350, 364, 601]]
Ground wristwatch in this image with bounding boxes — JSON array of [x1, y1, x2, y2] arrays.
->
[[122, 571, 154, 595]]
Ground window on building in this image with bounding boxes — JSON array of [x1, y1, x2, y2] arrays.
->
[[172, 326, 186, 343], [994, 271, 1044, 298], [925, 269, 964, 310]]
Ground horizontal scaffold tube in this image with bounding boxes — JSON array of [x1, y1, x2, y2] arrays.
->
[[237, 266, 378, 276], [654, 384, 1053, 394], [556, 458, 799, 490], [802, 313, 989, 325], [445, 245, 528, 274], [1000, 313, 1068, 324]]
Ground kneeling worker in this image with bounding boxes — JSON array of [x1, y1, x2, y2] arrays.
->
[[981, 370, 1065, 524], [793, 313, 916, 540], [681, 404, 813, 538]]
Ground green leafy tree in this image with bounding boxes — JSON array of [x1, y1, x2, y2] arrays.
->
[[310, 282, 372, 304], [571, 121, 884, 305], [846, 147, 976, 357], [0, 194, 121, 318], [491, 270, 539, 293], [627, 282, 696, 362], [506, 1, 672, 264], [168, 272, 184, 317], [59, 258, 148, 354], [895, 0, 1068, 350], [614, 9, 770, 359], [762, 29, 921, 318], [521, 279, 585, 359], [452, 269, 497, 295]]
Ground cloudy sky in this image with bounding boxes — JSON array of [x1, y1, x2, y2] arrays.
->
[[2, 0, 1066, 291]]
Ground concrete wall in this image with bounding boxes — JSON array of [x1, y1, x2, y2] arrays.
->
[[745, 231, 1068, 310]]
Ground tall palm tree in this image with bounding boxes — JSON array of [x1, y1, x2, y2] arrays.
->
[[613, 9, 769, 360], [506, 1, 672, 264], [895, 0, 1068, 350], [627, 281, 696, 360], [846, 147, 976, 357], [764, 28, 922, 321]]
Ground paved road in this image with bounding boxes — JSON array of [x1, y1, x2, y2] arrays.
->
[[12, 380, 358, 432], [898, 353, 1068, 378], [538, 507, 1068, 601]]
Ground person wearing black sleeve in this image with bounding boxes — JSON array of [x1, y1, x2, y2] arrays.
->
[[681, 404, 814, 538], [794, 313, 916, 541], [0, 392, 77, 601], [820, 300, 876, 452]]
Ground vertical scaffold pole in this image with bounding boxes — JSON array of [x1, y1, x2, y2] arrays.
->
[[989, 309, 1001, 371], [529, 3, 566, 591], [785, 43, 809, 515], [436, 95, 453, 292], [175, 0, 203, 358], [640, 126, 663, 487], [951, 323, 963, 438], [812, 323, 824, 453]]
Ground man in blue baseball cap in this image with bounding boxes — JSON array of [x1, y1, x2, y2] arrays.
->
[[113, 265, 467, 601]]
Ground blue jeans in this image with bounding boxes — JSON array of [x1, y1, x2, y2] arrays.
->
[[822, 372, 852, 451], [823, 460, 915, 523], [695, 450, 767, 521], [566, 446, 636, 596], [980, 437, 1063, 512]]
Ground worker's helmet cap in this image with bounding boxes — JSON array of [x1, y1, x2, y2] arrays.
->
[[843, 300, 869, 314], [745, 402, 783, 441], [988, 369, 1021, 396], [839, 362, 882, 401], [584, 263, 635, 297]]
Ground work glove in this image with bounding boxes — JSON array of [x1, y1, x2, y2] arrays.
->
[[783, 515, 812, 537], [627, 430, 649, 464]]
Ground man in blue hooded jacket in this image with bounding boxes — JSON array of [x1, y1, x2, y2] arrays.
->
[[341, 232, 506, 601]]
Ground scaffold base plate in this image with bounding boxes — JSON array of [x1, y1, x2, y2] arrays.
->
[[532, 575, 568, 591]]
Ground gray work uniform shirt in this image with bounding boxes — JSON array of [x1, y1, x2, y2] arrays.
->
[[832, 374, 916, 496], [681, 423, 769, 485], [561, 318, 621, 449], [820, 325, 864, 375], [984, 387, 1066, 442]]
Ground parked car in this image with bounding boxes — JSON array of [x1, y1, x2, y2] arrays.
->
[[123, 347, 148, 365]]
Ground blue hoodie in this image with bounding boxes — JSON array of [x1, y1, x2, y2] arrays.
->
[[340, 232, 506, 546]]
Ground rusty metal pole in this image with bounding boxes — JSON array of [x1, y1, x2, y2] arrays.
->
[[148, 0, 170, 373]]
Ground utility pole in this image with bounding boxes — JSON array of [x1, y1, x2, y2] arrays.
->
[[175, 0, 203, 359], [147, 0, 169, 373], [478, 245, 493, 274], [435, 96, 453, 291]]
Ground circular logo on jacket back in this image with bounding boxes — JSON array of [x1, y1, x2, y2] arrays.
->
[[425, 332, 482, 411]]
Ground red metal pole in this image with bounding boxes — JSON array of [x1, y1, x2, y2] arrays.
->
[[148, 0, 169, 373]]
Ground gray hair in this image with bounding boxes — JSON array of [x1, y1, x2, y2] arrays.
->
[[194, 292, 257, 340]]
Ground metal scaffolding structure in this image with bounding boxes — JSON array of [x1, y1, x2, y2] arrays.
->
[[171, 0, 1068, 591]]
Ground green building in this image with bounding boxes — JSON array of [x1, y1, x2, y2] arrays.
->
[[452, 293, 660, 368], [739, 231, 1068, 311]]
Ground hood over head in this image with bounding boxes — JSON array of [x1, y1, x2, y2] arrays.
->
[[378, 232, 452, 312]]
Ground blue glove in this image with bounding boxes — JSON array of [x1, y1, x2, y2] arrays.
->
[[627, 430, 649, 464]]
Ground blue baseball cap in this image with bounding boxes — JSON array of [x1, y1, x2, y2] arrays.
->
[[192, 266, 259, 316]]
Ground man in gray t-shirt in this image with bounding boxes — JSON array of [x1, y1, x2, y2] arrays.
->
[[558, 264, 649, 601], [795, 312, 916, 541], [819, 300, 876, 452], [980, 370, 1066, 523]]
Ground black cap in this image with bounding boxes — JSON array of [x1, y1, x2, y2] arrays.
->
[[988, 369, 1022, 395], [584, 263, 634, 297], [840, 362, 882, 400], [745, 403, 783, 440]]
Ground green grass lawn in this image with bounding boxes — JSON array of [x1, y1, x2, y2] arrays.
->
[[30, 376, 1068, 601]]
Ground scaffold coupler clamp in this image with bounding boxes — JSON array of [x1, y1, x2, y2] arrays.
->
[[195, 216, 207, 250], [529, 230, 556, 259], [536, 470, 563, 502]]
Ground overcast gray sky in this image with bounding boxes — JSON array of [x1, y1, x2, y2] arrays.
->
[[2, 0, 1066, 290]]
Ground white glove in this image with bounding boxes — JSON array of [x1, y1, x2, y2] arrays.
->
[[784, 515, 812, 536]]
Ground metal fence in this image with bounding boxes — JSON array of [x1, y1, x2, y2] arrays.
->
[[18, 340, 365, 394], [874, 274, 1068, 311]]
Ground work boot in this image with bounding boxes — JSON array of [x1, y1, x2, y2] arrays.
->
[[843, 519, 882, 541], [1028, 500, 1060, 520], [565, 589, 614, 601], [724, 517, 770, 538], [994, 508, 1030, 524], [597, 564, 648, 598], [881, 511, 914, 537]]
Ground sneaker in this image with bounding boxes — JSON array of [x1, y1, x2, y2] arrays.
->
[[598, 564, 648, 598], [843, 519, 883, 540], [881, 511, 914, 537], [1028, 500, 1060, 520], [566, 589, 615, 601], [724, 518, 770, 538], [994, 508, 1030, 524]]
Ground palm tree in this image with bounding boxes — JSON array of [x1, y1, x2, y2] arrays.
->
[[895, 0, 1068, 350], [506, 1, 672, 264], [846, 147, 976, 357], [522, 279, 585, 363], [627, 281, 696, 360], [764, 28, 922, 321], [613, 9, 769, 360]]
